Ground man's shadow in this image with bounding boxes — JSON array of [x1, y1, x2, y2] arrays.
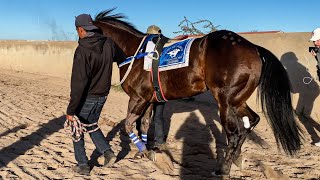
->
[[175, 112, 216, 179], [0, 116, 66, 169], [281, 52, 320, 143], [161, 92, 268, 177], [165, 92, 268, 155], [163, 94, 227, 161]]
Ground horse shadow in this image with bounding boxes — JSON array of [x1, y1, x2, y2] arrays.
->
[[0, 115, 65, 169], [280, 51, 320, 143]]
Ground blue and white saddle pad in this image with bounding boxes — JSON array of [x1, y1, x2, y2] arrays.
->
[[118, 35, 195, 72], [144, 38, 195, 71]]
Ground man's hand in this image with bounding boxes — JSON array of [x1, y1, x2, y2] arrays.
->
[[316, 65, 320, 81], [66, 114, 74, 121], [311, 49, 317, 56]]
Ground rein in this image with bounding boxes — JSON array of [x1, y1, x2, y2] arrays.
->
[[115, 35, 148, 86], [64, 116, 99, 142]]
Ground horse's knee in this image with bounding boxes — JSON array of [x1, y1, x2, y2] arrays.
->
[[124, 120, 134, 134], [140, 115, 151, 134], [125, 113, 140, 134]]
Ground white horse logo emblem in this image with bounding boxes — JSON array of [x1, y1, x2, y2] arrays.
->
[[167, 48, 181, 58]]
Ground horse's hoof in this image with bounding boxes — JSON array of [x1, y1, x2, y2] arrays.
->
[[147, 150, 156, 162], [147, 150, 174, 175], [211, 171, 229, 179], [133, 151, 144, 159], [233, 155, 244, 170], [211, 171, 222, 177], [148, 150, 174, 175], [154, 143, 168, 151]]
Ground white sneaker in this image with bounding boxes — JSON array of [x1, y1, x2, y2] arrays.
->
[[314, 141, 320, 147]]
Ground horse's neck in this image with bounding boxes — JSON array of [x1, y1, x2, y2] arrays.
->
[[98, 23, 143, 56]]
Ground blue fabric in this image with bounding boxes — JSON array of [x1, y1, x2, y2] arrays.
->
[[73, 96, 111, 165], [119, 52, 150, 67], [158, 38, 193, 68], [129, 132, 146, 152], [119, 37, 195, 70], [139, 34, 159, 52], [119, 34, 159, 67], [141, 133, 147, 143], [136, 141, 146, 152]]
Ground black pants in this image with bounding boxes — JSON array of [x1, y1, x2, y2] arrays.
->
[[153, 102, 166, 145]]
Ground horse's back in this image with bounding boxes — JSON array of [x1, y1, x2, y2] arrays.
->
[[153, 30, 262, 102], [203, 30, 262, 104]]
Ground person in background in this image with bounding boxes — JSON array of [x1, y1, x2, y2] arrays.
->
[[310, 28, 320, 56], [309, 27, 320, 147], [145, 25, 168, 148], [66, 14, 125, 175], [134, 25, 167, 159]]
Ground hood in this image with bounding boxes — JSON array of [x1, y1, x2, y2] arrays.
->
[[78, 33, 107, 54]]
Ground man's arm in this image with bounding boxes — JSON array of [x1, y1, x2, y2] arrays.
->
[[66, 47, 89, 118]]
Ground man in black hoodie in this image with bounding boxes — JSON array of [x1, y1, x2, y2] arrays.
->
[[66, 14, 125, 175]]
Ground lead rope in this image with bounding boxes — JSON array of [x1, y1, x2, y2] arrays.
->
[[64, 116, 99, 142], [114, 35, 148, 86]]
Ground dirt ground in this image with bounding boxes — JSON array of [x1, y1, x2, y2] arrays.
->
[[0, 68, 320, 180]]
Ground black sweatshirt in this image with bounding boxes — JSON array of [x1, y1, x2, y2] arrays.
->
[[66, 33, 125, 115]]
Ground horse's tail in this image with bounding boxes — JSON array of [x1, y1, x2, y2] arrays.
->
[[256, 45, 301, 156]]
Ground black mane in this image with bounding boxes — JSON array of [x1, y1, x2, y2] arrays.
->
[[95, 8, 144, 36]]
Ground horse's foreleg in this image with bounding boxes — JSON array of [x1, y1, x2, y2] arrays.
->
[[127, 100, 174, 174], [140, 104, 153, 146], [214, 103, 260, 176], [125, 97, 148, 152]]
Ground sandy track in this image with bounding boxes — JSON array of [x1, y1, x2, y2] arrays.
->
[[0, 69, 320, 179]]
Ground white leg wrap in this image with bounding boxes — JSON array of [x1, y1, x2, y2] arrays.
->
[[242, 116, 250, 129]]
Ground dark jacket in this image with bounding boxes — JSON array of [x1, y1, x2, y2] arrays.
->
[[67, 32, 125, 115]]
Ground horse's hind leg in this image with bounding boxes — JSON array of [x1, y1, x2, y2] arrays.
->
[[214, 101, 260, 176], [233, 104, 260, 165], [226, 103, 260, 169]]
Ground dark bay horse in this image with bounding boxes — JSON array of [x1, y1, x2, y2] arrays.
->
[[93, 9, 302, 177]]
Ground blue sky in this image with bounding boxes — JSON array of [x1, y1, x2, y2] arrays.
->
[[0, 0, 316, 40]]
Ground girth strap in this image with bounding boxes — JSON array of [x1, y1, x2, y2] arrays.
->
[[152, 35, 169, 102]]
